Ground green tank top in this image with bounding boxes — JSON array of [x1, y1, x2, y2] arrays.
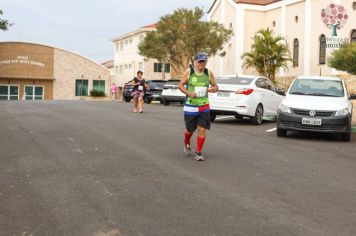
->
[[186, 68, 210, 106]]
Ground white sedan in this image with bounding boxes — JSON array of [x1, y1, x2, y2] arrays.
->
[[209, 75, 285, 125]]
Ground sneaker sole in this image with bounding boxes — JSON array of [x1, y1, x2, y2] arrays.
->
[[184, 147, 192, 155]]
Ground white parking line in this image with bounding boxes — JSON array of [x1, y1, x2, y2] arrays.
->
[[215, 116, 235, 120], [266, 127, 277, 132]]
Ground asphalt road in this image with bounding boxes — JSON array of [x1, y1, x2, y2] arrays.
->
[[1, 101, 356, 236]]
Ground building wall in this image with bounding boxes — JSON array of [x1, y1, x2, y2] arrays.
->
[[112, 29, 170, 87], [53, 48, 110, 100], [223, 2, 237, 74], [243, 9, 266, 75], [208, 0, 223, 75], [309, 0, 356, 76], [0, 42, 54, 79], [0, 78, 53, 100], [285, 1, 306, 76], [208, 0, 356, 77], [0, 42, 110, 100]]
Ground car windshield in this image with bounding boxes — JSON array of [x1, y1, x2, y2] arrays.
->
[[217, 77, 253, 85], [148, 81, 166, 89], [289, 79, 344, 97], [166, 80, 180, 85]]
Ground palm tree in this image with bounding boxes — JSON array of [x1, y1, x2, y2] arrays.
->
[[241, 28, 291, 83]]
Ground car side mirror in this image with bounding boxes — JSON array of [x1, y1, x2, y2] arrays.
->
[[277, 88, 286, 96], [349, 94, 356, 100]]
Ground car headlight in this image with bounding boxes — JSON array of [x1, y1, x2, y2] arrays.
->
[[335, 107, 350, 116], [279, 103, 291, 113]]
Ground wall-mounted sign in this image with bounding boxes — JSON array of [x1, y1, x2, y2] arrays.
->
[[326, 37, 350, 48], [0, 56, 45, 67], [321, 3, 348, 37], [0, 42, 54, 78]]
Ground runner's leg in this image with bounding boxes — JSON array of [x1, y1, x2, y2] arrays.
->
[[133, 92, 138, 112], [196, 126, 206, 153], [138, 92, 144, 112]]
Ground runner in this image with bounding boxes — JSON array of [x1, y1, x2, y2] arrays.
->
[[111, 83, 117, 101], [178, 53, 218, 161], [131, 71, 147, 113]]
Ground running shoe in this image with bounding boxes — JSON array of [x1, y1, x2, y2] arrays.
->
[[194, 152, 204, 161], [184, 144, 191, 155]]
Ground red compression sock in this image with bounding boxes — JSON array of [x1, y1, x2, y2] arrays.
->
[[196, 135, 206, 153], [184, 131, 193, 146]]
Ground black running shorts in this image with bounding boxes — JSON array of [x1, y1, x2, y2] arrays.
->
[[184, 111, 211, 132]]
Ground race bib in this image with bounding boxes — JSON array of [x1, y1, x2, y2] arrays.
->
[[195, 87, 207, 97], [138, 85, 144, 91]]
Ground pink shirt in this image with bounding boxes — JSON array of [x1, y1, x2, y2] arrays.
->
[[111, 85, 117, 93]]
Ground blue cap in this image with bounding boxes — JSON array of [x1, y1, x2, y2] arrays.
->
[[194, 53, 208, 61]]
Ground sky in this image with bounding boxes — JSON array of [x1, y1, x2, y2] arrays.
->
[[0, 0, 213, 63]]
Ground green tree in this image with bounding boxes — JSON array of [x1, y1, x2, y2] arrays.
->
[[241, 28, 291, 83], [0, 10, 12, 31], [138, 7, 233, 76], [328, 43, 356, 75]]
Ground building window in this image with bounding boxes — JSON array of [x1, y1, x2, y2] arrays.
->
[[0, 85, 19, 100], [295, 16, 299, 23], [116, 43, 119, 52], [353, 2, 356, 11], [351, 29, 356, 43], [293, 39, 299, 67], [120, 42, 123, 51], [154, 63, 171, 73], [138, 62, 143, 71], [119, 65, 123, 74], [93, 80, 105, 93], [154, 63, 162, 72], [272, 21, 276, 27], [129, 38, 133, 44], [164, 64, 171, 73], [129, 64, 132, 69], [75, 80, 88, 96], [319, 34, 326, 65], [25, 86, 44, 100]]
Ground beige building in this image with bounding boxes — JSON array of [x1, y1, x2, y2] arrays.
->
[[111, 24, 171, 87], [0, 42, 110, 100], [208, 0, 356, 77]]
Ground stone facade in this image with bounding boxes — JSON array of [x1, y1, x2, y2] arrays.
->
[[53, 48, 110, 100]]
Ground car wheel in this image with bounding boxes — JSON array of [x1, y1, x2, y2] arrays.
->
[[210, 114, 216, 122], [235, 115, 242, 120], [277, 128, 287, 137], [180, 101, 184, 105], [144, 98, 152, 104], [124, 97, 131, 102], [340, 133, 351, 142], [251, 104, 264, 125], [163, 100, 170, 106]]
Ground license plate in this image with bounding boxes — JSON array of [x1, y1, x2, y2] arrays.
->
[[302, 118, 322, 126], [217, 91, 230, 97]]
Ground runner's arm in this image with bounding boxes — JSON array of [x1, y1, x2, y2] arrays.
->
[[208, 71, 218, 93], [178, 69, 197, 98]]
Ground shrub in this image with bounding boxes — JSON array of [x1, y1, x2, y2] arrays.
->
[[328, 43, 356, 75], [90, 90, 106, 97]]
